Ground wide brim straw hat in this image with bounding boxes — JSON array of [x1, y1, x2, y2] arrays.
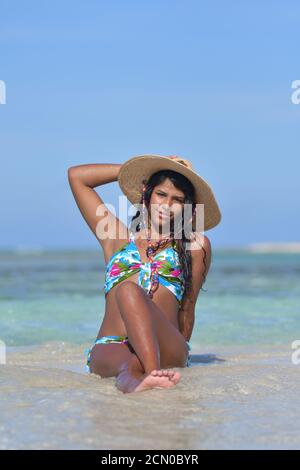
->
[[118, 154, 222, 231]]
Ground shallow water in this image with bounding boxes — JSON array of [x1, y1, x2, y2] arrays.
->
[[0, 249, 299, 348], [0, 249, 300, 449], [1, 342, 299, 449]]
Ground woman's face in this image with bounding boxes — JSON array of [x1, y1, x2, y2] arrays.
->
[[149, 178, 185, 228]]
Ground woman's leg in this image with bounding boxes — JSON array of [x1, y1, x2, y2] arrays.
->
[[114, 281, 188, 393], [88, 340, 142, 378], [88, 340, 179, 393]]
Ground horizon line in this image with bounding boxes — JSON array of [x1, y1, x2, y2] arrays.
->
[[1, 241, 300, 254]]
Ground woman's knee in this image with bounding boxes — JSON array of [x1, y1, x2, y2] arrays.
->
[[89, 344, 134, 378], [89, 348, 113, 377], [115, 281, 144, 306], [161, 347, 189, 369]]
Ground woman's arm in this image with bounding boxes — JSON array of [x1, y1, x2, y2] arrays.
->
[[178, 234, 212, 341], [68, 163, 121, 188], [67, 163, 128, 258]]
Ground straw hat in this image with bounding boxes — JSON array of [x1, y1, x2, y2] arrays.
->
[[118, 154, 222, 231]]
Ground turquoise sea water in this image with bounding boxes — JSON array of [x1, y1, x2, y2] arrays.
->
[[0, 249, 299, 348]]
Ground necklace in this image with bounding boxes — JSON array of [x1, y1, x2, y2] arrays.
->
[[145, 225, 174, 299]]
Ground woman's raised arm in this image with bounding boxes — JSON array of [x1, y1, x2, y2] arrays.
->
[[67, 163, 128, 259], [68, 163, 121, 188]]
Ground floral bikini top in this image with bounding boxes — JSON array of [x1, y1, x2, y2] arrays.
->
[[104, 230, 185, 306]]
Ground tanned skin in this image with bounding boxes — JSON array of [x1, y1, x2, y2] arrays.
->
[[68, 163, 211, 393]]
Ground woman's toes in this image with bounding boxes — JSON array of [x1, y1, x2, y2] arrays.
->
[[149, 368, 178, 381]]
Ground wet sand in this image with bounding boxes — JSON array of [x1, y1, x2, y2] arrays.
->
[[0, 341, 299, 450]]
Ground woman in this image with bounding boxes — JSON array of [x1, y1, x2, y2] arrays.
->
[[68, 154, 221, 394]]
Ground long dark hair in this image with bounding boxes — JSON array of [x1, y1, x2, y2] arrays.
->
[[129, 169, 208, 305]]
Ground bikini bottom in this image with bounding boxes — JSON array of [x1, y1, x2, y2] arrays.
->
[[84, 335, 192, 373]]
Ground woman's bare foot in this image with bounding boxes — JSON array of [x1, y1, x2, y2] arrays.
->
[[116, 368, 181, 394], [133, 369, 181, 393]]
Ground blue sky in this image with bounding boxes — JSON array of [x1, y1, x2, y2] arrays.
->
[[0, 0, 299, 249]]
